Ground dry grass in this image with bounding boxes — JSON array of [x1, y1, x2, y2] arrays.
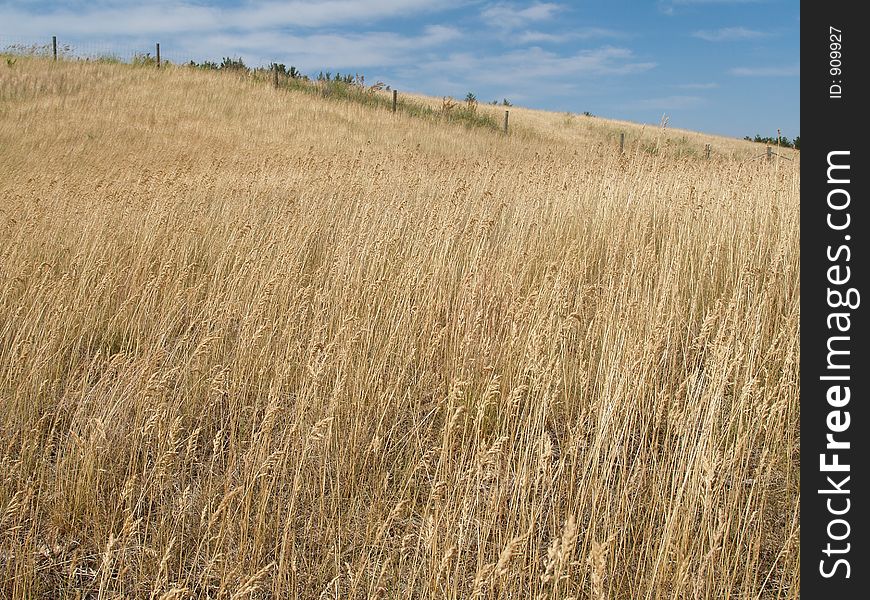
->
[[396, 90, 795, 162], [0, 58, 799, 599]]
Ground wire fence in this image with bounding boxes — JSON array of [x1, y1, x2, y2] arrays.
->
[[2, 34, 797, 162], [0, 35, 196, 66]]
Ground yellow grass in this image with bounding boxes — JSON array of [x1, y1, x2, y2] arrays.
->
[[0, 58, 799, 598], [398, 90, 796, 161]]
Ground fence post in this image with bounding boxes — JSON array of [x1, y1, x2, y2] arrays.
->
[[766, 146, 772, 162], [273, 63, 279, 88], [504, 110, 509, 134], [705, 144, 711, 160], [619, 132, 625, 154], [392, 89, 397, 113], [52, 36, 57, 61], [156, 43, 161, 68]]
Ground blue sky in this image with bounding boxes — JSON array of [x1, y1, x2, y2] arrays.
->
[[1, 1, 800, 139]]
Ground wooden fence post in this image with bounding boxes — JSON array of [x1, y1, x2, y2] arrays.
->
[[705, 144, 711, 159], [766, 146, 772, 162], [504, 110, 509, 134], [619, 132, 625, 154], [392, 89, 397, 113], [52, 36, 57, 61], [273, 63, 279, 88], [156, 43, 161, 68]]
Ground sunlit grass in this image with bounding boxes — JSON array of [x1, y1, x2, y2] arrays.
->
[[0, 58, 799, 599]]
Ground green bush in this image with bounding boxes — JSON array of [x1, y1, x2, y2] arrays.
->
[[189, 60, 219, 70], [269, 63, 303, 79], [132, 52, 157, 67], [95, 54, 123, 64], [220, 57, 247, 71]]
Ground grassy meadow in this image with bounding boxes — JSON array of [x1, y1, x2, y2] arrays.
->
[[0, 58, 799, 598]]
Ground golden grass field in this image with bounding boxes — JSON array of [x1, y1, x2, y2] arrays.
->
[[0, 58, 799, 599]]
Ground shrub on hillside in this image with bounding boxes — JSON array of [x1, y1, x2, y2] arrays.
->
[[744, 134, 799, 150], [132, 52, 158, 67], [220, 57, 247, 71]]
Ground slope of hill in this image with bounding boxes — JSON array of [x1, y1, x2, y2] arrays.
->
[[0, 58, 799, 599]]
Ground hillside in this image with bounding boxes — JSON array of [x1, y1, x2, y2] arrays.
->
[[0, 58, 799, 599]]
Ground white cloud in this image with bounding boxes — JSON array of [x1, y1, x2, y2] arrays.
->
[[675, 82, 719, 89], [390, 45, 656, 100], [658, 0, 764, 14], [424, 46, 654, 82], [622, 95, 705, 110], [729, 64, 799, 76], [666, 0, 764, 5], [513, 27, 623, 44], [183, 25, 461, 69], [481, 2, 563, 31], [0, 0, 458, 37], [692, 27, 767, 42]]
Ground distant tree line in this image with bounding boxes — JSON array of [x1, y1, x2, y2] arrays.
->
[[186, 57, 302, 78], [744, 134, 800, 150], [188, 57, 249, 71], [184, 58, 500, 131]]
